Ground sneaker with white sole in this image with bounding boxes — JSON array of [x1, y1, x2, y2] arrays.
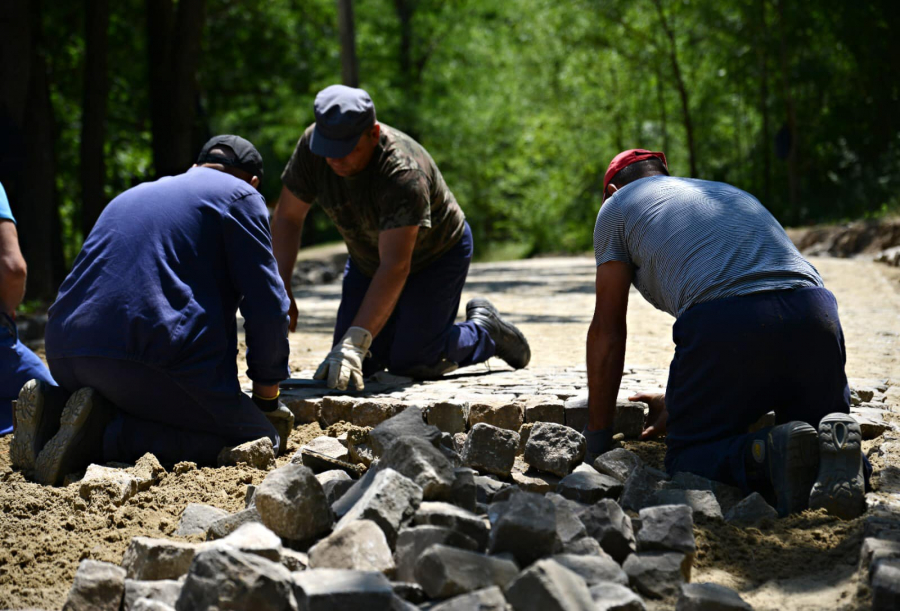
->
[[34, 387, 115, 486], [9, 379, 68, 472], [809, 413, 865, 520]]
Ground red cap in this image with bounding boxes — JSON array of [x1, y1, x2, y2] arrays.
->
[[602, 149, 668, 202]]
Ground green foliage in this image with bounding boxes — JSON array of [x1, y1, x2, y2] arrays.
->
[[37, 0, 900, 264]]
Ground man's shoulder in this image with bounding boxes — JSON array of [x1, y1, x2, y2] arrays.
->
[[378, 124, 435, 178], [115, 168, 263, 212]]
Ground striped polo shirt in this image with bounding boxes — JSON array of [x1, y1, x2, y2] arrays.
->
[[593, 176, 823, 319]]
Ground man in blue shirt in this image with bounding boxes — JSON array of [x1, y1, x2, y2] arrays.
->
[[0, 183, 57, 435], [586, 149, 867, 520], [10, 136, 292, 485]]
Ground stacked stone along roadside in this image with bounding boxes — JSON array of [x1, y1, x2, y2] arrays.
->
[[56, 367, 900, 610]]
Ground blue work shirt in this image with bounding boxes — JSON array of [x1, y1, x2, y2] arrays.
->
[[0, 183, 14, 222], [46, 167, 290, 387]]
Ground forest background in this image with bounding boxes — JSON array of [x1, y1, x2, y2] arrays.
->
[[1, 0, 899, 303]]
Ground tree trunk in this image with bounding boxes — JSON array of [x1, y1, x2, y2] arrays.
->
[[0, 0, 64, 299], [776, 0, 799, 212], [336, 0, 359, 87], [146, 0, 206, 178], [756, 0, 772, 203], [655, 66, 670, 154], [81, 0, 109, 237], [652, 0, 697, 177]]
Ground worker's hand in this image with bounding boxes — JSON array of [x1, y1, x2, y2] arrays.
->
[[582, 427, 614, 465], [252, 391, 294, 456], [314, 326, 372, 391], [630, 392, 668, 439], [288, 297, 298, 332]]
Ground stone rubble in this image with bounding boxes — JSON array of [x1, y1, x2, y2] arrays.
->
[[308, 519, 395, 574], [676, 582, 752, 610], [63, 559, 127, 611], [254, 464, 334, 541], [462, 423, 519, 477], [217, 437, 276, 469], [414, 544, 519, 598], [523, 422, 586, 477], [175, 503, 230, 537]]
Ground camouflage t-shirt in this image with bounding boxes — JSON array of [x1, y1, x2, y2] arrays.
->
[[281, 123, 466, 277]]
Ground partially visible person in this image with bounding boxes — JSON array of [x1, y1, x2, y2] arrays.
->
[[11, 136, 292, 485], [272, 85, 530, 391], [0, 181, 56, 435], [585, 149, 867, 519]]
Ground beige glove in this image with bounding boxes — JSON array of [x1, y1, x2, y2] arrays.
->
[[314, 326, 372, 391]]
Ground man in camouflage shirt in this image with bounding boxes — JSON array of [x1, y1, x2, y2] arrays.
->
[[272, 85, 530, 390]]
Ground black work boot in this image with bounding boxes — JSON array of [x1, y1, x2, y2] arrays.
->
[[745, 421, 820, 517], [10, 379, 69, 472], [809, 413, 865, 520], [34, 387, 116, 486], [466, 298, 531, 369]]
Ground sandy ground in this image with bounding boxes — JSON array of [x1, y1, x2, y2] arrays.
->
[[1, 253, 898, 610]]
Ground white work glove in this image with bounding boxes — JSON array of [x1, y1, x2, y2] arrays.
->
[[314, 326, 372, 391]]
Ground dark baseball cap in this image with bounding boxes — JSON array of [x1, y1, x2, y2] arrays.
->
[[197, 135, 264, 181], [310, 85, 377, 158], [602, 149, 667, 202]]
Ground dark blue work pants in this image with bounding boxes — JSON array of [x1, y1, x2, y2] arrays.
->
[[664, 287, 855, 492], [334, 222, 495, 377], [0, 315, 56, 435], [48, 356, 278, 466]]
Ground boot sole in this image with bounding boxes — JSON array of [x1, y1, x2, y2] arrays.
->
[[466, 298, 531, 369], [34, 388, 105, 486], [768, 422, 819, 517], [809, 413, 865, 520], [10, 380, 44, 471]]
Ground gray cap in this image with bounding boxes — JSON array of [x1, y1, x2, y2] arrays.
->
[[310, 85, 376, 158]]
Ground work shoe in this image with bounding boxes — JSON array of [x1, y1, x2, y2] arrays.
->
[[34, 388, 115, 486], [466, 298, 531, 369], [746, 421, 820, 517], [9, 379, 68, 472], [809, 413, 866, 520]]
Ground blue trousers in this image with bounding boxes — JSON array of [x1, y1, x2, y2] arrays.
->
[[49, 356, 278, 466], [334, 222, 495, 377], [664, 287, 855, 492], [0, 315, 55, 435]]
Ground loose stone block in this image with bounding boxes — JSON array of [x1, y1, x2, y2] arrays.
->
[[309, 519, 395, 574], [860, 537, 900, 579], [557, 470, 623, 504], [79, 464, 139, 506], [370, 406, 442, 457], [564, 537, 605, 556], [872, 560, 900, 611], [475, 475, 509, 504], [426, 400, 470, 434], [524, 422, 586, 477], [593, 448, 643, 483], [453, 432, 468, 455], [623, 552, 691, 599], [551, 553, 628, 586], [653, 489, 723, 522], [315, 469, 355, 505], [462, 423, 519, 478], [676, 582, 752, 610], [132, 453, 166, 491], [590, 582, 646, 611], [522, 396, 566, 425], [318, 396, 357, 427], [414, 544, 519, 599], [665, 472, 744, 516], [291, 569, 394, 610], [297, 436, 350, 463], [121, 537, 197, 581], [175, 547, 295, 611], [394, 525, 480, 582], [488, 491, 560, 566], [175, 504, 229, 537], [512, 469, 561, 494], [723, 492, 777, 527], [545, 493, 588, 549], [428, 586, 511, 611], [132, 600, 176, 611], [504, 558, 595, 611], [218, 437, 276, 470], [332, 466, 380, 519], [206, 506, 262, 540], [334, 468, 423, 548], [619, 466, 665, 512], [414, 501, 490, 551], [467, 399, 524, 431], [450, 467, 478, 513], [380, 436, 456, 501], [614, 402, 646, 439], [576, 499, 636, 564], [206, 522, 283, 563], [564, 395, 589, 433], [352, 399, 401, 428], [255, 464, 334, 542], [64, 559, 126, 611], [282, 396, 319, 425], [123, 579, 182, 611], [637, 505, 696, 556]]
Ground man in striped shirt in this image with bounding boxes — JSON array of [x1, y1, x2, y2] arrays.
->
[[586, 149, 867, 519]]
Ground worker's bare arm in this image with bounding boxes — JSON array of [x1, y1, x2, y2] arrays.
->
[[271, 186, 312, 331], [586, 260, 632, 431], [350, 225, 419, 338], [0, 220, 27, 316]]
